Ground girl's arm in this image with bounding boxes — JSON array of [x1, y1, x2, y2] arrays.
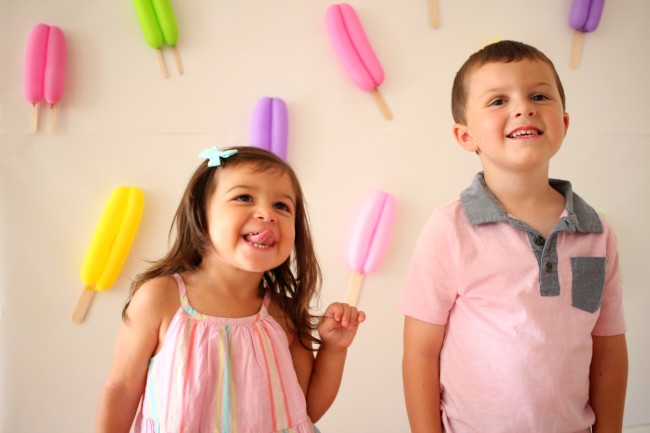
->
[[402, 316, 445, 433], [291, 302, 365, 423], [95, 278, 174, 433], [590, 334, 628, 433]]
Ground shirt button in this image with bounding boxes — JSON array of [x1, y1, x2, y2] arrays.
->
[[535, 236, 545, 246], [545, 263, 553, 272]]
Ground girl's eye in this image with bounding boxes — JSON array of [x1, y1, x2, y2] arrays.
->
[[273, 202, 290, 212], [235, 194, 253, 203]]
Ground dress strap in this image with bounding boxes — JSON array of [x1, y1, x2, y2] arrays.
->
[[172, 273, 188, 302], [262, 292, 272, 311], [172, 273, 207, 319]]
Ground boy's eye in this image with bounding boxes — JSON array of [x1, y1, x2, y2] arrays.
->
[[488, 98, 505, 107], [532, 94, 548, 101]]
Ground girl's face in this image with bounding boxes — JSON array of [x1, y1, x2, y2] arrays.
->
[[205, 164, 297, 274]]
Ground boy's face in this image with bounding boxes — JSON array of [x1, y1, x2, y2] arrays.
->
[[453, 59, 569, 176]]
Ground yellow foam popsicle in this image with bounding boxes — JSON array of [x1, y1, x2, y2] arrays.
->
[[72, 186, 144, 323]]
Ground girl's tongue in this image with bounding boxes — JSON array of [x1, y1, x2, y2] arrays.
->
[[245, 229, 276, 247]]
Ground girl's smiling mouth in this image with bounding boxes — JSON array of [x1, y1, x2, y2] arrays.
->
[[244, 229, 276, 249]]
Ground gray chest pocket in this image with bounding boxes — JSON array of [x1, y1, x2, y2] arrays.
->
[[571, 257, 606, 313]]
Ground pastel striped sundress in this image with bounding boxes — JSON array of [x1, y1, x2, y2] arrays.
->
[[133, 273, 318, 433]]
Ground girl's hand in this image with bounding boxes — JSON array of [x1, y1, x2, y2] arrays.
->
[[317, 302, 366, 351]]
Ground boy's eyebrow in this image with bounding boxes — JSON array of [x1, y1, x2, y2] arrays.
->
[[477, 81, 555, 98]]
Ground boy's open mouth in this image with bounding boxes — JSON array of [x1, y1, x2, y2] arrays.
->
[[507, 128, 542, 139]]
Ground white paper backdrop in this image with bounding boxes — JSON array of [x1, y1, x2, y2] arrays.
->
[[1, 0, 649, 431]]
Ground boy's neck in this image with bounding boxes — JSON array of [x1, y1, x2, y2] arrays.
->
[[483, 168, 566, 238]]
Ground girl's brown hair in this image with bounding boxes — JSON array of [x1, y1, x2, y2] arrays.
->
[[123, 146, 322, 348]]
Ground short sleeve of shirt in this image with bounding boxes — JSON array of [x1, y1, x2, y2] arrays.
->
[[397, 205, 460, 325], [592, 217, 627, 336]]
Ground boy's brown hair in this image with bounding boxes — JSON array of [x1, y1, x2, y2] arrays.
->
[[451, 40, 566, 125]]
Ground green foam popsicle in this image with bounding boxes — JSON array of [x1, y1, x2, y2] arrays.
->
[[132, 0, 183, 77]]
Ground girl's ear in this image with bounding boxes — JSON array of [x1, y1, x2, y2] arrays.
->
[[453, 123, 478, 153]]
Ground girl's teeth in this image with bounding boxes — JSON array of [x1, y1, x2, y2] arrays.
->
[[244, 228, 275, 247]]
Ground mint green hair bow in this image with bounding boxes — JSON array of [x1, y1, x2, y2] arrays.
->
[[198, 146, 238, 167]]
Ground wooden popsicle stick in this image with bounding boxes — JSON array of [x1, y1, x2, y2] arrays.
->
[[345, 271, 365, 307], [569, 30, 585, 69], [370, 89, 393, 121], [71, 287, 96, 323], [49, 104, 57, 133], [428, 0, 440, 29], [31, 103, 39, 133], [156, 49, 169, 79], [172, 46, 184, 75]]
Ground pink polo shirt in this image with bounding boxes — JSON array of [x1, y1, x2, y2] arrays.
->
[[398, 174, 626, 433]]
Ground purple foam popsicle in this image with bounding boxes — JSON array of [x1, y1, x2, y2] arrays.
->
[[570, 0, 605, 33], [251, 97, 288, 161], [568, 0, 605, 69]]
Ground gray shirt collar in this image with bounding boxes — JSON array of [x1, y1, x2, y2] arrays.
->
[[460, 172, 602, 234]]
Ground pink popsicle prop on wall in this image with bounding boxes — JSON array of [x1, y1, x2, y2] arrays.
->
[[569, 0, 605, 69], [325, 3, 392, 120], [345, 191, 396, 307], [251, 97, 288, 161], [24, 24, 66, 133]]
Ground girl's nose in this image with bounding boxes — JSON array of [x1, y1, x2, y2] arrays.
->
[[255, 205, 277, 222]]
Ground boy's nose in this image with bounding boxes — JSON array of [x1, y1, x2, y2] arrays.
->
[[514, 100, 536, 117], [515, 109, 535, 117]]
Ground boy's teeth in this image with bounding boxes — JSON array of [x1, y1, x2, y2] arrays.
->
[[509, 129, 538, 138]]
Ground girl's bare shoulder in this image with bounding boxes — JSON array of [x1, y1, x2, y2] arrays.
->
[[127, 275, 180, 325]]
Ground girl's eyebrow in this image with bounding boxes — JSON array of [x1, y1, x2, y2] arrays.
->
[[226, 185, 297, 206], [225, 184, 255, 193]]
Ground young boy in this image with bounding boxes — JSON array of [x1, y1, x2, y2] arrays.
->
[[398, 41, 628, 433]]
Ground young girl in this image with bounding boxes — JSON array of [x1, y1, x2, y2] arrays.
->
[[96, 146, 365, 433]]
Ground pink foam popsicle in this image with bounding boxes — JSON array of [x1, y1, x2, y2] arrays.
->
[[345, 191, 396, 306], [24, 24, 66, 132], [24, 24, 48, 133], [44, 26, 66, 132], [325, 3, 392, 120], [251, 97, 288, 161], [569, 0, 605, 69]]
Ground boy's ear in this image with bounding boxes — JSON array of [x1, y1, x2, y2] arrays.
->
[[563, 112, 570, 137], [453, 123, 478, 153]]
